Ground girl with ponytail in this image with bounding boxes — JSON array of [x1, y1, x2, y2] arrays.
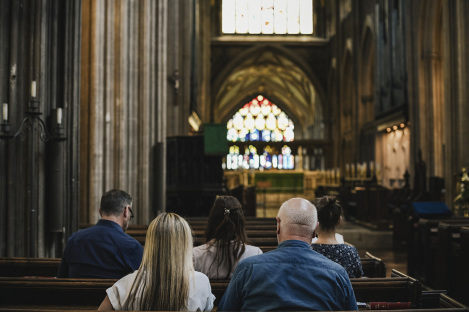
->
[[193, 196, 262, 279], [312, 196, 364, 278]]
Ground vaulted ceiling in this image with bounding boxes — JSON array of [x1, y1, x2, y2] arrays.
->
[[213, 49, 324, 139]]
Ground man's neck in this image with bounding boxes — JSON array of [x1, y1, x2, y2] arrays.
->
[[100, 215, 124, 230], [278, 235, 312, 245]]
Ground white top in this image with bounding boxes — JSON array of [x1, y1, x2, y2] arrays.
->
[[193, 241, 263, 279], [311, 232, 344, 244], [106, 270, 215, 311]]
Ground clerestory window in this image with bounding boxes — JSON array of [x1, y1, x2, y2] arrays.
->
[[222, 0, 313, 35]]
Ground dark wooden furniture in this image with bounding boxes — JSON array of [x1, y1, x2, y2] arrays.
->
[[0, 276, 427, 310]]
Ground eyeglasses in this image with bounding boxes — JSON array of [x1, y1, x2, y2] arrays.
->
[[128, 206, 134, 220]]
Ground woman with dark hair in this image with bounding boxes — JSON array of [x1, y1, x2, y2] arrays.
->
[[311, 196, 364, 278], [193, 196, 262, 279]]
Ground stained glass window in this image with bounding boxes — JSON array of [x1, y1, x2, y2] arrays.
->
[[226, 95, 295, 170], [222, 0, 313, 35], [227, 95, 294, 143]]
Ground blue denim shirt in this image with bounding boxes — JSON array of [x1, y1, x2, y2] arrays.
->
[[57, 219, 143, 279], [217, 240, 358, 311]]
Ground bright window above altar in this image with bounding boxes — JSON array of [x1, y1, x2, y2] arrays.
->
[[227, 95, 294, 143], [222, 0, 313, 35], [225, 95, 295, 170]]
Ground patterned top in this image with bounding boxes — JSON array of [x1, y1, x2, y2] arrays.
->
[[311, 243, 364, 278]]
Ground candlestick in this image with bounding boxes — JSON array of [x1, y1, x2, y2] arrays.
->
[[1, 98, 66, 141], [57, 108, 62, 125], [31, 81, 37, 98], [2, 103, 7, 122]]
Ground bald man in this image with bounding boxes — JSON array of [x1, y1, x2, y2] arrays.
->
[[217, 198, 358, 311]]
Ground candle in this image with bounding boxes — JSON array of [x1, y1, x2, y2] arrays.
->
[[2, 103, 7, 122], [57, 108, 62, 125], [31, 81, 37, 97]]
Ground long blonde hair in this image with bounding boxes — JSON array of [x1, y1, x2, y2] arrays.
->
[[123, 213, 194, 311]]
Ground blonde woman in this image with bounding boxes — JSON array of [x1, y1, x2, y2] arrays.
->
[[98, 213, 215, 311]]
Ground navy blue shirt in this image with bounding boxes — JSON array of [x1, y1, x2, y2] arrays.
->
[[218, 240, 358, 311], [57, 219, 143, 279]]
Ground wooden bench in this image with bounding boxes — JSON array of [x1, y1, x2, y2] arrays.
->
[[460, 226, 469, 306], [0, 257, 60, 277], [124, 223, 279, 232], [363, 251, 386, 277], [0, 276, 426, 310], [435, 222, 469, 304], [126, 228, 278, 239], [0, 256, 386, 279], [392, 269, 468, 311], [0, 277, 113, 310], [411, 218, 469, 288]]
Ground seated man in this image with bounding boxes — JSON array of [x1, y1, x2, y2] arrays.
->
[[57, 189, 143, 279], [217, 198, 358, 311]]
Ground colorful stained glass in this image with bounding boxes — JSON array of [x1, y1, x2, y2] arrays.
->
[[255, 114, 266, 130], [272, 104, 281, 115], [244, 113, 255, 130], [262, 129, 271, 141], [226, 95, 294, 142], [227, 128, 238, 142], [233, 112, 244, 130], [239, 104, 249, 116], [225, 95, 296, 170], [261, 102, 271, 115]]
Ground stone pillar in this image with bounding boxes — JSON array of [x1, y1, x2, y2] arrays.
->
[[80, 0, 168, 223]]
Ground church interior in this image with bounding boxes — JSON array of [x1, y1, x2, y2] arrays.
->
[[1, 0, 469, 310]]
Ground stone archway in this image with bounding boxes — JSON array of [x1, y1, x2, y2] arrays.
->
[[212, 45, 326, 141]]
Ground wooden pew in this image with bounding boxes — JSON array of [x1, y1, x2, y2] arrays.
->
[[0, 277, 113, 310], [364, 251, 386, 277], [125, 223, 279, 232], [435, 221, 469, 304], [126, 228, 277, 239], [0, 256, 386, 279], [0, 276, 425, 310], [392, 269, 468, 311], [0, 257, 59, 277], [460, 226, 469, 306], [412, 218, 469, 288]]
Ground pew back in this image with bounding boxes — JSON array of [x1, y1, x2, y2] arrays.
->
[[0, 276, 422, 309], [0, 256, 386, 278]]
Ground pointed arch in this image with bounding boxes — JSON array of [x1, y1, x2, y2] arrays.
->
[[211, 44, 326, 140]]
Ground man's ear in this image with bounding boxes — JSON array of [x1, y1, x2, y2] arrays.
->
[[276, 217, 281, 235], [123, 206, 129, 219]]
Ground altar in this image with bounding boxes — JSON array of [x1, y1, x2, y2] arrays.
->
[[224, 170, 323, 216]]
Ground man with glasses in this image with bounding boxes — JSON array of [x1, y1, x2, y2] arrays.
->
[[57, 189, 143, 279]]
